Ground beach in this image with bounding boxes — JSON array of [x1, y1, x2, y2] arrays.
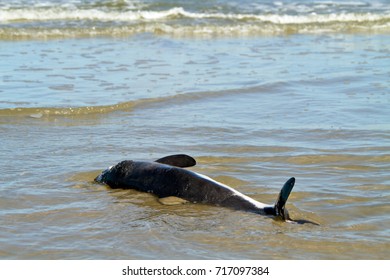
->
[[0, 0, 389, 259]]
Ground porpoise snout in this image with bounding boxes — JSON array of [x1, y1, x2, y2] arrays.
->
[[95, 165, 114, 183]]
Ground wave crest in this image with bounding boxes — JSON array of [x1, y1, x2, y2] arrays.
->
[[2, 6, 389, 23], [1, 6, 389, 39]]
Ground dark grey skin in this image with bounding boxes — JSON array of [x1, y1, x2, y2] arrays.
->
[[95, 154, 317, 224]]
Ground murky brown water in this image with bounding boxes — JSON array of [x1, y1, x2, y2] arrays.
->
[[1, 33, 389, 259]]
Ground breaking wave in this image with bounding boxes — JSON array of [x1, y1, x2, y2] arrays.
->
[[1, 6, 389, 39]]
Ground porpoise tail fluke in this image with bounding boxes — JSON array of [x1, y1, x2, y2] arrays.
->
[[275, 177, 295, 220]]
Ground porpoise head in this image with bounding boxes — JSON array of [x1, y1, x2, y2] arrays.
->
[[94, 160, 138, 188], [94, 165, 114, 183]]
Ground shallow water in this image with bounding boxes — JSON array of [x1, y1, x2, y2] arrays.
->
[[1, 1, 390, 260]]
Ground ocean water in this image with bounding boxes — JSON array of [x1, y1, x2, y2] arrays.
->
[[0, 0, 389, 259], [1, 0, 390, 39]]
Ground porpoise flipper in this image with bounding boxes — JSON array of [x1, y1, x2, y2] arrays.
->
[[274, 177, 295, 220], [158, 196, 190, 205], [155, 154, 196, 168]]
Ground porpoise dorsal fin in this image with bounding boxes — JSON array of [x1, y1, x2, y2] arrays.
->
[[155, 154, 196, 168], [274, 177, 295, 220]]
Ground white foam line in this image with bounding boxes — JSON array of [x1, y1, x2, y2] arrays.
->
[[1, 6, 389, 24]]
